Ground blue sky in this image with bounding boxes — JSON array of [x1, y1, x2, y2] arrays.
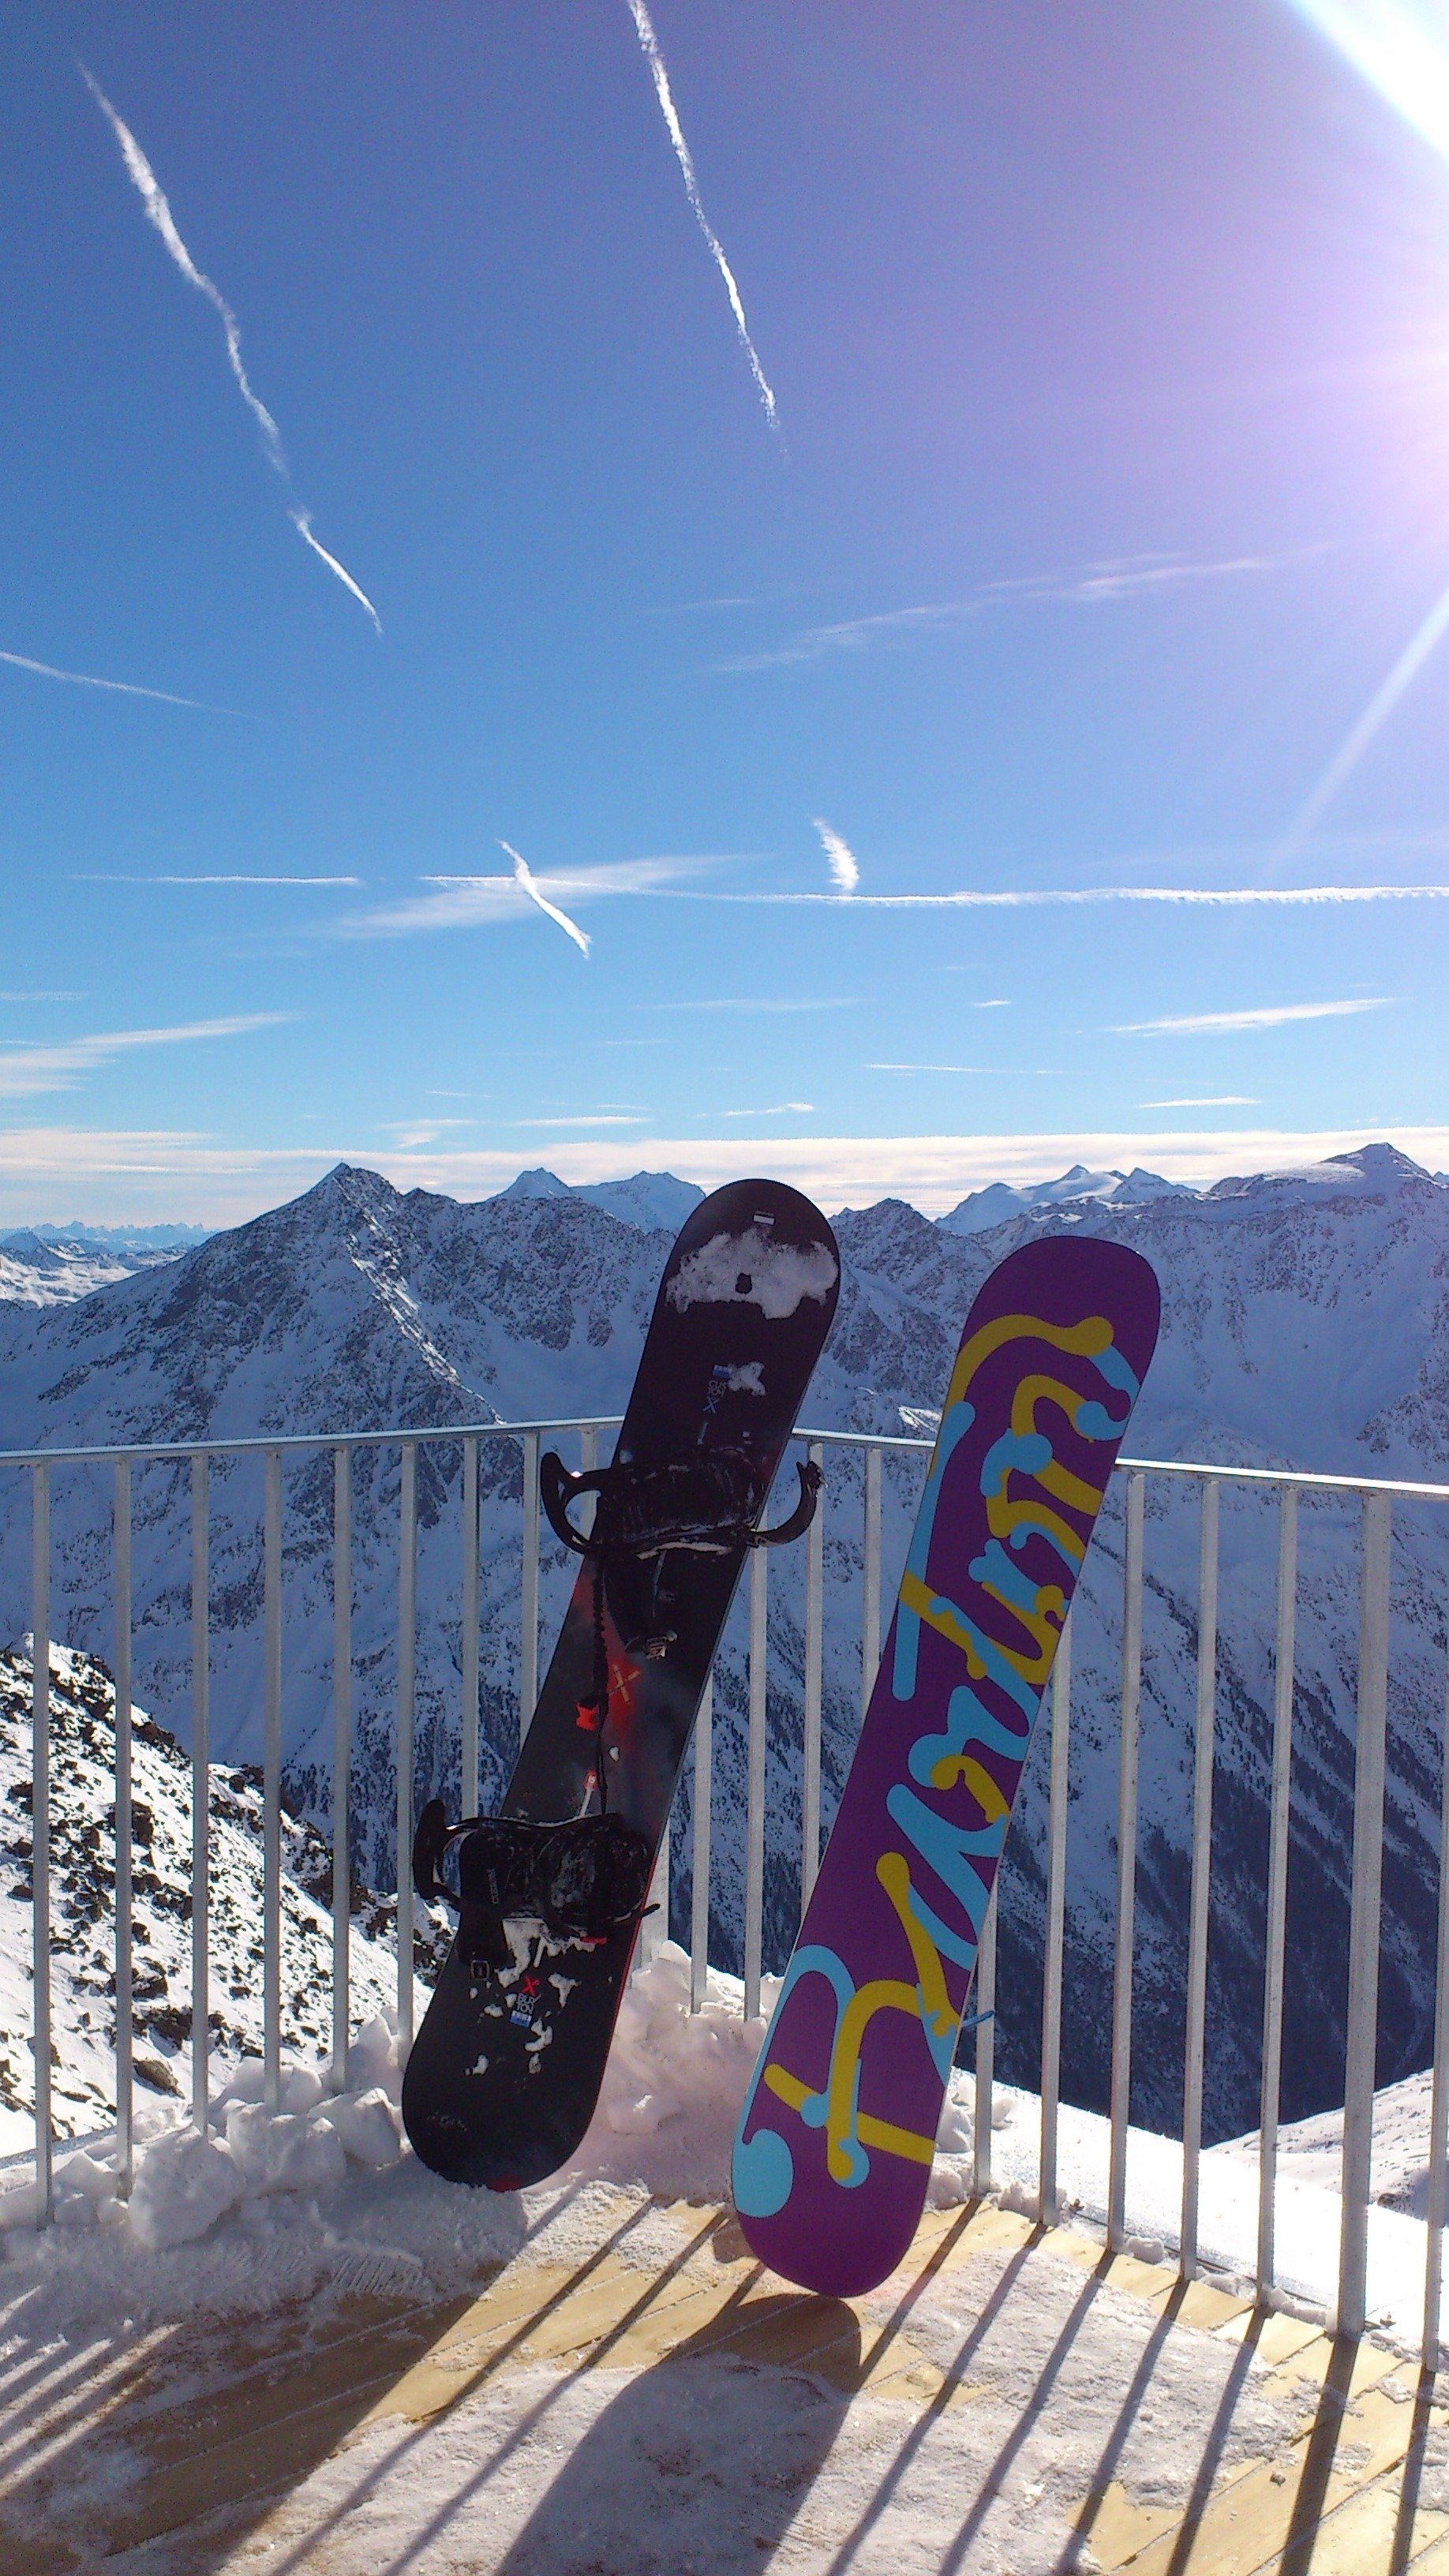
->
[[5, 0, 1449, 1221]]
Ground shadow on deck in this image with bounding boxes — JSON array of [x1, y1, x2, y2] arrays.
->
[[6, 2198, 1449, 2574]]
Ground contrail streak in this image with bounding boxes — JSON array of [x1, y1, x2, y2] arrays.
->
[[663, 881, 1449, 909], [80, 62, 381, 632], [1285, 576, 1449, 847], [625, 0, 779, 432], [290, 510, 382, 630], [814, 818, 859, 893], [0, 646, 242, 715], [501, 844, 592, 955]]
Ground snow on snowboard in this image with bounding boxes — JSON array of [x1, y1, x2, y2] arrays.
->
[[732, 1234, 1160, 2295], [402, 1180, 840, 2190]]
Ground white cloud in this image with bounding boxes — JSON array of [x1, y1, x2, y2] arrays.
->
[[10, 1120, 1449, 1225], [0, 992, 82, 1003], [0, 646, 243, 717], [714, 552, 1308, 672], [1141, 1095, 1260, 1107], [341, 869, 1449, 938], [0, 1014, 286, 1099], [1111, 998, 1391, 1035], [80, 64, 380, 631], [814, 818, 859, 894], [721, 1102, 816, 1116], [340, 858, 698, 939], [867, 1063, 990, 1074], [624, 0, 779, 432]]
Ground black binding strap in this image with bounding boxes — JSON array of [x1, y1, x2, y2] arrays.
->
[[413, 1799, 654, 1968], [540, 1450, 822, 1559]]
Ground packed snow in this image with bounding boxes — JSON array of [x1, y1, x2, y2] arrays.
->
[[0, 1938, 1408, 2576], [46, 2222, 1308, 2576], [4, 1921, 1445, 2360]]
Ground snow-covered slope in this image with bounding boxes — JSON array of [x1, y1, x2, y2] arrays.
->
[[1, 1146, 1447, 2141], [938, 1162, 1197, 1234], [18, 1221, 208, 1251], [0, 1642, 434, 2149], [496, 1166, 703, 1230], [0, 1231, 179, 1308]]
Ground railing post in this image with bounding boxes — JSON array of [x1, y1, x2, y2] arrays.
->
[[690, 1674, 713, 2012], [1039, 1611, 1071, 2226], [113, 1459, 133, 2196], [1108, 1469, 1145, 2252], [1258, 1486, 1297, 2295], [397, 1442, 417, 2046], [1425, 1574, 1449, 2367], [520, 1431, 540, 1739], [638, 1814, 671, 1970], [263, 1450, 283, 2113], [802, 1440, 825, 1906], [744, 1545, 768, 2020], [1338, 1489, 1391, 2339], [1181, 1477, 1219, 2279], [861, 1443, 882, 1720], [331, 1445, 352, 2084], [460, 1436, 479, 1821], [190, 1453, 210, 2132], [973, 1881, 998, 2197], [32, 1462, 51, 2227]]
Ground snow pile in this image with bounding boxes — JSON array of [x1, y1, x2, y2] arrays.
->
[[556, 1941, 781, 2200], [1216, 2061, 1441, 2216], [2, 1918, 1447, 2366], [0, 1642, 444, 2151]]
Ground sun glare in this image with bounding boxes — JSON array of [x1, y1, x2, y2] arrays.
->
[[1287, 2, 1449, 162]]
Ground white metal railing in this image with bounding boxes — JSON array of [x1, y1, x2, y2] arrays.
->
[[7, 1416, 1449, 2355]]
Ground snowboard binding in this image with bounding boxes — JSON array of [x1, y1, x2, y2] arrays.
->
[[539, 1448, 822, 1562], [541, 1447, 824, 1767], [414, 1799, 654, 1971]]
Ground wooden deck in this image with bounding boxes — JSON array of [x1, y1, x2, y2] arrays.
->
[[6, 2196, 1449, 2573]]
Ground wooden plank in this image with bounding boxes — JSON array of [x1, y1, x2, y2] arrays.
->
[[1111, 2382, 1449, 2576], [1284, 2477, 1449, 2573]]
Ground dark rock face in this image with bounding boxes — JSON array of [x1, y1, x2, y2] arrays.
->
[[2, 1146, 1447, 2141]]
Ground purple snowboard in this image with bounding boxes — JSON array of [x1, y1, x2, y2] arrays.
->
[[732, 1235, 1159, 2296]]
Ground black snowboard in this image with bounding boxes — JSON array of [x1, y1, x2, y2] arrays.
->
[[402, 1180, 841, 2189]]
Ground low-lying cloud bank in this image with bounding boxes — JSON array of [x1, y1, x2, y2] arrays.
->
[[2, 1123, 1448, 1226]]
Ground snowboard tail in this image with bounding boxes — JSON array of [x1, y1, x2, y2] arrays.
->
[[402, 1180, 840, 2190], [732, 1235, 1159, 2295]]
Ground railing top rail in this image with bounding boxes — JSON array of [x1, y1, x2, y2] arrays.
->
[[0, 1415, 627, 1470], [1114, 1455, 1449, 1503], [0, 1412, 1444, 1503]]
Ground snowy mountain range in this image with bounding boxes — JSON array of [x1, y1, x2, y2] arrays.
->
[[498, 1167, 705, 1230], [1, 1142, 1447, 2145], [938, 1163, 1199, 1234], [0, 1231, 186, 1309]]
